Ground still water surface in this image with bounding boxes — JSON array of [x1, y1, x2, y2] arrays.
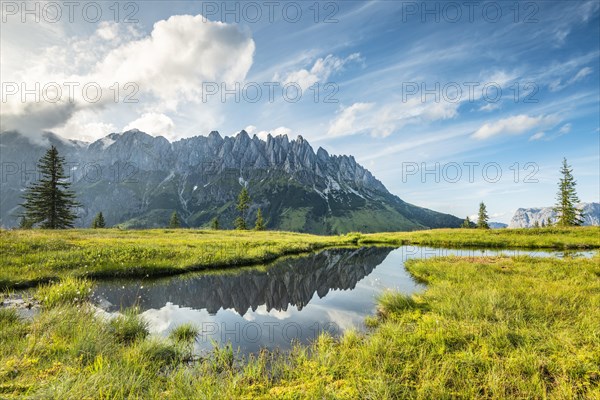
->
[[92, 246, 588, 354]]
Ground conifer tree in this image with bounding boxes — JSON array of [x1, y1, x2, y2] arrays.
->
[[211, 217, 219, 230], [20, 146, 79, 229], [255, 208, 265, 231], [235, 187, 250, 230], [92, 212, 106, 228], [461, 216, 472, 228], [477, 202, 490, 229], [169, 211, 181, 228], [554, 158, 584, 226]]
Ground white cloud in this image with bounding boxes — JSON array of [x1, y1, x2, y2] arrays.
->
[[327, 69, 520, 139], [479, 103, 501, 112], [0, 14, 255, 139], [486, 70, 517, 87], [550, 66, 593, 91], [91, 14, 255, 108], [527, 123, 571, 142], [554, 29, 571, 46], [578, 1, 600, 22], [95, 21, 120, 42], [558, 123, 572, 135], [254, 126, 293, 141], [327, 103, 374, 137], [276, 53, 362, 90], [123, 113, 176, 139], [53, 110, 117, 142], [529, 132, 546, 141], [571, 67, 593, 82], [472, 114, 559, 140], [327, 98, 459, 138]]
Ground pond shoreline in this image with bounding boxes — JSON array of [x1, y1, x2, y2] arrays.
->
[[2, 227, 599, 290]]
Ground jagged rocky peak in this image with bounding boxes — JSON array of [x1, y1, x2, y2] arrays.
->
[[1, 128, 464, 231], [207, 130, 223, 143], [509, 202, 600, 228], [317, 147, 329, 160]]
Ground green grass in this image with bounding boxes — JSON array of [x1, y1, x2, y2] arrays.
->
[[0, 229, 357, 289], [108, 308, 150, 345], [1, 227, 598, 290], [169, 323, 199, 344], [1, 254, 598, 398], [35, 277, 93, 308], [361, 226, 600, 249]]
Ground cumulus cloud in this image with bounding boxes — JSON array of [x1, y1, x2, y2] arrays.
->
[[91, 15, 255, 108], [0, 101, 78, 137], [326, 69, 520, 138], [1, 14, 255, 140], [123, 113, 176, 139], [327, 99, 459, 138], [53, 110, 118, 142], [276, 53, 363, 90], [327, 103, 374, 137], [95, 21, 121, 42], [472, 114, 559, 140]]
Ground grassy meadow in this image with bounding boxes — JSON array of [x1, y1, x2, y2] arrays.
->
[[360, 226, 600, 249], [0, 229, 354, 289], [1, 254, 598, 398], [1, 226, 599, 289], [1, 227, 599, 398]]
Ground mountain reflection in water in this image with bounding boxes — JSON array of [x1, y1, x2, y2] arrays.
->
[[92, 246, 421, 354], [94, 247, 394, 315]]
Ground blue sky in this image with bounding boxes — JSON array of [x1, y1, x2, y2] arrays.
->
[[1, 1, 598, 222]]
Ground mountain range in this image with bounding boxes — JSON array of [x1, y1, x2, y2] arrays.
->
[[509, 202, 600, 228], [0, 130, 463, 233]]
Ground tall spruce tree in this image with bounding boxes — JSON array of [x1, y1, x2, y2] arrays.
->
[[477, 202, 490, 229], [235, 187, 250, 230], [554, 158, 584, 226], [255, 208, 265, 231], [20, 146, 79, 229], [211, 217, 220, 230], [169, 211, 181, 228], [92, 212, 106, 228]]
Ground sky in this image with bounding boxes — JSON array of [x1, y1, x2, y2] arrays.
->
[[1, 0, 599, 223]]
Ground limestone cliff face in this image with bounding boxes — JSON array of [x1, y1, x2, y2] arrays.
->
[[509, 203, 599, 228], [0, 130, 462, 232]]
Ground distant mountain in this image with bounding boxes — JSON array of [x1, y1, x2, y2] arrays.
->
[[488, 222, 508, 229], [509, 202, 600, 228], [0, 130, 463, 233]]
